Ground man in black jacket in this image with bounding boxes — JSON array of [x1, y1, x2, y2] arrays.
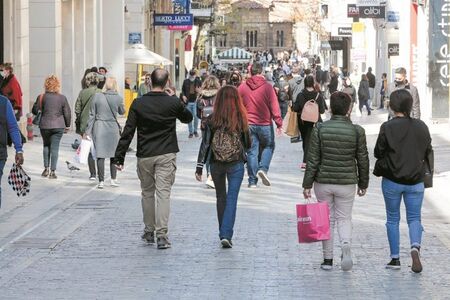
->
[[114, 68, 193, 249], [181, 70, 201, 138], [366, 67, 376, 107]]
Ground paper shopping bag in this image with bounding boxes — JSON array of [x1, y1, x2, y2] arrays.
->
[[296, 202, 330, 243], [284, 107, 299, 137]]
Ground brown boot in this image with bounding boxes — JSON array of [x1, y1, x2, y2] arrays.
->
[[41, 168, 49, 177], [48, 170, 58, 179]]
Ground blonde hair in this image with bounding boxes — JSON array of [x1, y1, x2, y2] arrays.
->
[[44, 75, 60, 93], [103, 77, 119, 92], [201, 75, 220, 90]]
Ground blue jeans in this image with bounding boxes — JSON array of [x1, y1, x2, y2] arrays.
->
[[247, 125, 275, 185], [0, 159, 6, 208], [211, 162, 245, 240], [186, 102, 199, 134], [382, 178, 424, 258]]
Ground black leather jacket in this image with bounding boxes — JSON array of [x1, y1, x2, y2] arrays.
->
[[196, 117, 251, 175]]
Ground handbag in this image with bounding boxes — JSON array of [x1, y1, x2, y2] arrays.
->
[[300, 93, 320, 123], [284, 106, 299, 137], [296, 198, 330, 243], [423, 148, 434, 188], [7, 163, 31, 197], [32, 94, 44, 126]]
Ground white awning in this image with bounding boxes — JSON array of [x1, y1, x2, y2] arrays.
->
[[217, 47, 253, 60], [124, 44, 173, 66]]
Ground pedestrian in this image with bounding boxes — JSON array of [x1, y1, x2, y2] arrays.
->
[[81, 68, 91, 89], [274, 73, 290, 119], [196, 75, 221, 189], [292, 75, 326, 170], [366, 67, 376, 107], [341, 77, 357, 104], [32, 75, 71, 179], [113, 68, 193, 249], [0, 94, 24, 208], [0, 63, 23, 121], [195, 85, 251, 248], [181, 70, 202, 138], [75, 72, 101, 181], [386, 67, 420, 119], [86, 77, 125, 189], [124, 77, 132, 90], [373, 89, 432, 273], [303, 91, 369, 271], [238, 62, 283, 188], [288, 66, 304, 105], [379, 73, 388, 109], [358, 74, 371, 115], [138, 73, 151, 97], [328, 69, 339, 95], [98, 67, 107, 89]]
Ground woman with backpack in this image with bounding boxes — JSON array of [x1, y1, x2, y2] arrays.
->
[[292, 75, 326, 170], [195, 85, 251, 248], [196, 75, 221, 189]]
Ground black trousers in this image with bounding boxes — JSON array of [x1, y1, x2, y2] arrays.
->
[[298, 122, 314, 163]]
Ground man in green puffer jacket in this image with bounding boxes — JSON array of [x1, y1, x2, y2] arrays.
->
[[302, 91, 369, 272]]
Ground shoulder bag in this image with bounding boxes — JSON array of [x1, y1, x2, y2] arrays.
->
[[105, 94, 122, 135], [32, 94, 44, 126]]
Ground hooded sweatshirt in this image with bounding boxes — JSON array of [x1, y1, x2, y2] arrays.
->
[[238, 75, 283, 128]]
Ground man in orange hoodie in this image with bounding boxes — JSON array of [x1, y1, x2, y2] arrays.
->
[[238, 62, 283, 188]]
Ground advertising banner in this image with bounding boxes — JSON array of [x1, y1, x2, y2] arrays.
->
[[359, 6, 385, 19], [154, 14, 194, 26], [347, 4, 359, 18], [387, 44, 399, 58], [428, 0, 450, 118]]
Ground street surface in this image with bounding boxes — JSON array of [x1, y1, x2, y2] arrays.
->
[[1, 109, 450, 299]]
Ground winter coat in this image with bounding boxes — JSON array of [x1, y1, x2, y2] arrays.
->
[[32, 92, 71, 129], [75, 86, 101, 134], [0, 75, 23, 115], [238, 75, 283, 128], [302, 115, 370, 189], [196, 89, 218, 130], [358, 80, 370, 102], [387, 81, 421, 119], [86, 91, 125, 158]]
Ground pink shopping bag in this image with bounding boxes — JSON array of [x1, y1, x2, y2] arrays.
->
[[296, 201, 330, 243]]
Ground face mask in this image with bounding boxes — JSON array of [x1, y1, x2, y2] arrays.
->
[[395, 80, 404, 85]]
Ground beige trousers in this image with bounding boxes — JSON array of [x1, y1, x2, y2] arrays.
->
[[314, 182, 356, 260], [137, 153, 177, 238]]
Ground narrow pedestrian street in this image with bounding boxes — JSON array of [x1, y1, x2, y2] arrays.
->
[[1, 110, 449, 299]]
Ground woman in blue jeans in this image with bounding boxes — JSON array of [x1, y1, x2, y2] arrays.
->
[[374, 89, 432, 273], [195, 85, 251, 248]]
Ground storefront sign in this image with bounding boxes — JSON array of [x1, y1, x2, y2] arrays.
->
[[387, 43, 399, 58], [128, 32, 142, 44], [356, 0, 380, 6], [168, 25, 193, 31], [338, 27, 352, 36], [154, 14, 193, 26], [387, 11, 400, 22], [359, 6, 385, 19], [173, 0, 187, 14], [347, 4, 359, 18], [351, 48, 366, 62], [428, 0, 449, 118]]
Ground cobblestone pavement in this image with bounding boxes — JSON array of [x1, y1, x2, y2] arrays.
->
[[0, 110, 449, 299]]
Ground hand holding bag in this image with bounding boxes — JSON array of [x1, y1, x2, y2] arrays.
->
[[32, 94, 44, 126], [284, 106, 300, 137], [296, 198, 330, 243], [7, 163, 31, 197], [74, 138, 93, 164]]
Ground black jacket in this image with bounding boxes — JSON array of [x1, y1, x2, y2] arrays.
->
[[114, 92, 193, 165], [292, 89, 326, 124], [367, 72, 376, 88], [181, 78, 202, 102], [196, 117, 251, 175], [328, 75, 338, 94], [374, 117, 432, 185], [358, 80, 370, 101]]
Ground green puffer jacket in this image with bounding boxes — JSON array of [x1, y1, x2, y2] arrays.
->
[[302, 115, 370, 189]]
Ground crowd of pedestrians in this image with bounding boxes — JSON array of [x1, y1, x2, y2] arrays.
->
[[0, 55, 432, 275]]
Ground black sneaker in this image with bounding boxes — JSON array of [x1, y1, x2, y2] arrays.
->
[[320, 259, 333, 270], [411, 247, 423, 273], [141, 232, 155, 244], [220, 238, 233, 248], [188, 134, 194, 138], [386, 258, 401, 270], [194, 132, 199, 137], [157, 236, 171, 249]]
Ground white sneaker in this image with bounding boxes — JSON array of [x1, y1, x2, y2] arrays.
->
[[110, 179, 120, 187], [341, 242, 353, 271], [97, 181, 104, 189], [257, 170, 271, 186], [205, 176, 215, 189]]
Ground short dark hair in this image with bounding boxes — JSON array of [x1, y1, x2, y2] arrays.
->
[[304, 69, 311, 75], [151, 68, 169, 88], [250, 62, 263, 76], [382, 73, 387, 78], [90, 66, 98, 73], [330, 91, 352, 116], [189, 69, 196, 76], [368, 67, 372, 72], [395, 67, 407, 75], [99, 67, 107, 73], [304, 75, 315, 88], [389, 89, 412, 117]]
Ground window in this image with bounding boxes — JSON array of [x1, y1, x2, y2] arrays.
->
[[276, 30, 284, 47], [246, 31, 250, 47], [246, 30, 258, 48]]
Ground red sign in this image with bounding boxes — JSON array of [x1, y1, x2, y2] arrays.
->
[[185, 35, 192, 51], [168, 25, 193, 31]]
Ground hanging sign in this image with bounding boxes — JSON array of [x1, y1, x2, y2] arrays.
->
[[154, 14, 194, 26]]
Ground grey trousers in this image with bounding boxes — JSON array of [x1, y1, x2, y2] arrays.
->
[[137, 153, 177, 238], [314, 182, 356, 260]]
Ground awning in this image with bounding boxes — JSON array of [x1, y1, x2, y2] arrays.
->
[[217, 47, 253, 60], [124, 44, 173, 65]]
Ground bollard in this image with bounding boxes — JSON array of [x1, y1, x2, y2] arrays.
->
[[26, 113, 34, 141]]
